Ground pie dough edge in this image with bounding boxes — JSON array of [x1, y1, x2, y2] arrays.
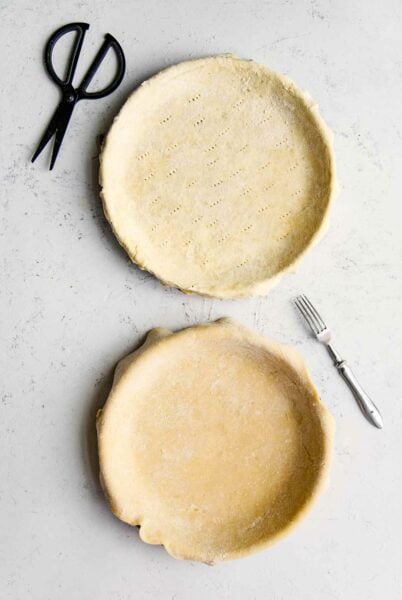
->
[[96, 318, 335, 563], [99, 55, 338, 299]]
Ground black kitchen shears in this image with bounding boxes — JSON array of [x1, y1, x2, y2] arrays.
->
[[32, 22, 125, 170]]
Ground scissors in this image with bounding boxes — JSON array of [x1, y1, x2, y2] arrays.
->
[[32, 22, 126, 170]]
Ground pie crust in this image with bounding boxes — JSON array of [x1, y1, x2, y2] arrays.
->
[[100, 55, 336, 298], [97, 319, 334, 563]]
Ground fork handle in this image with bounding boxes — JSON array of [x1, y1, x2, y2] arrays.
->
[[328, 350, 383, 428]]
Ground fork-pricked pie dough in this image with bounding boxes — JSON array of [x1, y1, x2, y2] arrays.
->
[[97, 319, 334, 563], [100, 55, 335, 298]]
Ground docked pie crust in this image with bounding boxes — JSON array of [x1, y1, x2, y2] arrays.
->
[[97, 319, 334, 563], [100, 55, 336, 298]]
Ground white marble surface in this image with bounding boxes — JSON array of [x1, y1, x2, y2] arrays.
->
[[1, 1, 401, 598]]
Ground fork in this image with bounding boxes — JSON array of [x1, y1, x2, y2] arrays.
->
[[295, 294, 383, 429]]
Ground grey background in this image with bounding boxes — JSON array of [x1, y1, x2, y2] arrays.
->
[[1, 1, 401, 598]]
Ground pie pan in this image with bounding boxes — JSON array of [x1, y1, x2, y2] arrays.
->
[[100, 55, 335, 298], [97, 319, 334, 563]]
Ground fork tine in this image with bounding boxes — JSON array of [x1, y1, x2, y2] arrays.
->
[[295, 296, 319, 335], [301, 294, 326, 331], [298, 295, 324, 334]]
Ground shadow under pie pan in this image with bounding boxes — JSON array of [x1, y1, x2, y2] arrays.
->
[[100, 55, 336, 298], [96, 319, 334, 563]]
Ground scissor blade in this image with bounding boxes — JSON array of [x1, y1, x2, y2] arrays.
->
[[31, 101, 66, 164], [49, 102, 75, 170]]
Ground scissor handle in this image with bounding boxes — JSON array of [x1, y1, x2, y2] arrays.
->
[[45, 22, 89, 88], [77, 33, 126, 100], [44, 23, 125, 100]]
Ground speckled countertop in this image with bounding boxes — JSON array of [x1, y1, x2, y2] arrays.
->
[[1, 1, 401, 599]]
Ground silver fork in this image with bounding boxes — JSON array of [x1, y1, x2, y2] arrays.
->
[[295, 294, 383, 429]]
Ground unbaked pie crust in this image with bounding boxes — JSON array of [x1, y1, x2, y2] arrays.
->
[[97, 319, 334, 563], [100, 55, 336, 298]]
